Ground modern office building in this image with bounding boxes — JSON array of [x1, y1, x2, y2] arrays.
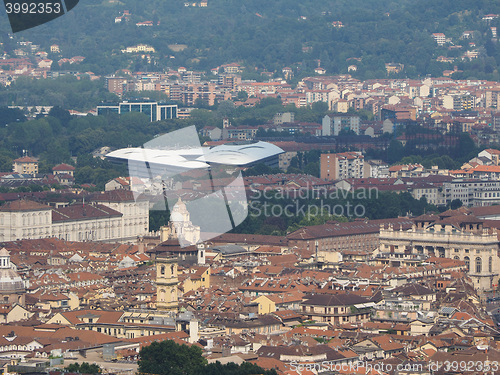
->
[[97, 100, 178, 121]]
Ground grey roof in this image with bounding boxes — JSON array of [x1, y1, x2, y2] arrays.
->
[[392, 283, 435, 296], [106, 141, 284, 170], [211, 244, 248, 255], [302, 293, 369, 307], [439, 306, 458, 315]]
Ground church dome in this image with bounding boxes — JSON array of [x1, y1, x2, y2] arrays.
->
[[0, 248, 24, 293], [0, 269, 24, 292]]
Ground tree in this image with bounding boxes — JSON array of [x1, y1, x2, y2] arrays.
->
[[138, 340, 277, 375], [450, 199, 463, 210], [64, 362, 101, 374], [48, 106, 72, 127], [138, 340, 206, 375], [236, 91, 248, 101]]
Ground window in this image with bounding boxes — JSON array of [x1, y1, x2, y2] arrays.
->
[[160, 266, 165, 275], [475, 257, 482, 273], [489, 256, 493, 273], [464, 256, 470, 272]]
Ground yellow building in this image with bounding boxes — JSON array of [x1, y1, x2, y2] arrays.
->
[[156, 255, 179, 312], [181, 266, 210, 294], [12, 156, 38, 175], [252, 292, 303, 314], [252, 295, 277, 314]]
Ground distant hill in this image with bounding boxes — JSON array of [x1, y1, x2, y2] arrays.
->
[[2, 0, 500, 79]]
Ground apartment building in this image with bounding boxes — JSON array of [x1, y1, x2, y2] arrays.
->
[[320, 152, 364, 180], [322, 114, 360, 136], [301, 294, 372, 325], [12, 157, 38, 175], [432, 33, 446, 45]]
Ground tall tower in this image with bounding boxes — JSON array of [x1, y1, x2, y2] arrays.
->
[[155, 255, 179, 312]]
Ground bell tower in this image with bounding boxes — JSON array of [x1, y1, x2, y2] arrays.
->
[[155, 255, 179, 312]]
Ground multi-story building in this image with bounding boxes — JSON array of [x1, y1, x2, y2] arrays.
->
[[273, 112, 295, 125], [322, 114, 360, 136], [442, 94, 477, 111], [0, 191, 148, 243], [301, 294, 372, 325], [485, 90, 500, 109], [92, 190, 149, 241], [320, 151, 364, 180], [222, 126, 258, 140], [432, 33, 446, 45], [97, 100, 177, 122], [287, 217, 414, 255], [12, 157, 38, 175], [410, 183, 444, 206], [443, 179, 500, 207], [379, 211, 499, 291], [105, 77, 129, 97]]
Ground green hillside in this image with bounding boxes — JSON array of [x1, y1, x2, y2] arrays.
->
[[1, 0, 500, 78]]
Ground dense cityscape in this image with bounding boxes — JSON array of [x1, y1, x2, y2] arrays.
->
[[3, 1, 500, 375]]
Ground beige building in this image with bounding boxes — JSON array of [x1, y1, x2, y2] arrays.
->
[[12, 156, 38, 175], [320, 152, 364, 181], [0, 192, 148, 243], [0, 200, 52, 242], [156, 255, 179, 312], [92, 190, 150, 241], [301, 294, 372, 325], [379, 211, 499, 292], [47, 310, 176, 339]]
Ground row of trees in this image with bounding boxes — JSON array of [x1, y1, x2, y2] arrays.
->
[[231, 191, 440, 236]]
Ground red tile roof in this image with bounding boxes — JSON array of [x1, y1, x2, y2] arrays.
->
[[52, 163, 75, 171], [0, 200, 51, 212], [52, 204, 122, 222]]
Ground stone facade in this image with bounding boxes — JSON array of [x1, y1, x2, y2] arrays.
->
[[379, 211, 499, 292], [0, 192, 148, 243]]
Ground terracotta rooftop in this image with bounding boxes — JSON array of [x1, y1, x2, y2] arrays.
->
[[52, 163, 75, 171], [0, 199, 51, 212], [52, 204, 122, 222], [13, 156, 37, 163]]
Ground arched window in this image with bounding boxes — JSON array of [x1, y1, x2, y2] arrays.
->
[[454, 256, 459, 260], [171, 265, 175, 275], [159, 289, 165, 302], [489, 256, 493, 273], [464, 256, 470, 272], [160, 266, 165, 275], [476, 257, 482, 273]]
